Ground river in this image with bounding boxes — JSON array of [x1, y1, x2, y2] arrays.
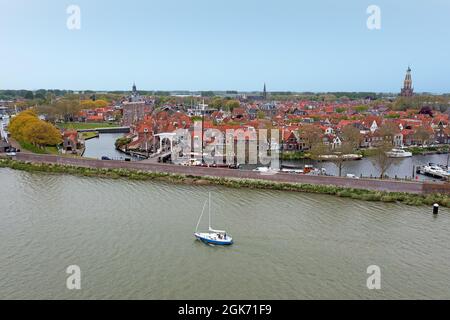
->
[[0, 168, 449, 299]]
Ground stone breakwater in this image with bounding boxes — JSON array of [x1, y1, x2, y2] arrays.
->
[[7, 153, 450, 196]]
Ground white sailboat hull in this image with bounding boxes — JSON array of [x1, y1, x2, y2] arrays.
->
[[194, 232, 233, 245]]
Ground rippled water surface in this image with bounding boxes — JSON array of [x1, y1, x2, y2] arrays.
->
[[83, 133, 128, 160], [0, 168, 449, 299]]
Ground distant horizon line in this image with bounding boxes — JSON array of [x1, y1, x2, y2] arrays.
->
[[1, 88, 449, 95]]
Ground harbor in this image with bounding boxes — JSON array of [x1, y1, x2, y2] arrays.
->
[[82, 133, 450, 182]]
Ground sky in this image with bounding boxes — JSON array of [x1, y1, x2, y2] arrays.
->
[[0, 0, 449, 93]]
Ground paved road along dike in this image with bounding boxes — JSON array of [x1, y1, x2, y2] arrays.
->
[[11, 153, 450, 195]]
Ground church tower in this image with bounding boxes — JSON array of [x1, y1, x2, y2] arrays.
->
[[129, 82, 141, 102], [400, 67, 414, 97], [263, 83, 267, 100]]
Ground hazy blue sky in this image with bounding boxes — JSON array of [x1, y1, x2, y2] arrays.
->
[[1, 0, 449, 92]]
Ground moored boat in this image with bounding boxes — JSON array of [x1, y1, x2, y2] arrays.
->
[[386, 149, 413, 158], [318, 154, 363, 161], [252, 167, 280, 175], [417, 163, 449, 180]]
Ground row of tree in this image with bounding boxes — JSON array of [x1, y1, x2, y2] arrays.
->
[[208, 98, 240, 112], [392, 95, 449, 112], [9, 110, 62, 148], [0, 89, 72, 101], [36, 97, 110, 123]]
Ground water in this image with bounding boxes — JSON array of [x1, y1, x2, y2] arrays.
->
[[283, 154, 449, 181], [83, 133, 129, 160], [1, 168, 449, 299]]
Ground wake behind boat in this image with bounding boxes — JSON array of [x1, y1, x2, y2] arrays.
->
[[194, 193, 233, 246]]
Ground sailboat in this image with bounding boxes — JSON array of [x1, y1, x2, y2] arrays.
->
[[194, 193, 233, 246]]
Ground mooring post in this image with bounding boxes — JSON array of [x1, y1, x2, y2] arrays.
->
[[433, 203, 439, 215]]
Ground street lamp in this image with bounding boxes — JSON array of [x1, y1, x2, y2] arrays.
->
[[152, 130, 155, 155], [144, 128, 149, 157], [447, 151, 449, 169]]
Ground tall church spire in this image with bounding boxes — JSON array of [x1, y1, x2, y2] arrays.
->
[[263, 83, 267, 100], [400, 66, 414, 97], [129, 82, 141, 102]]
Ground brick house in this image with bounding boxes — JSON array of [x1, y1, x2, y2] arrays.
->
[[63, 130, 79, 153]]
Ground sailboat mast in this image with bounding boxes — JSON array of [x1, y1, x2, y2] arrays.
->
[[201, 103, 205, 164], [195, 200, 208, 232], [208, 192, 211, 230]]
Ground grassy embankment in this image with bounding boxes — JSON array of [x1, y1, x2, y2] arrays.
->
[[1, 158, 448, 207], [281, 151, 307, 160], [18, 141, 59, 155], [80, 131, 99, 140], [18, 142, 83, 157], [57, 122, 119, 130], [406, 145, 449, 156]]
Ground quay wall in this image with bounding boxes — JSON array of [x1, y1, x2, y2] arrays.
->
[[77, 127, 130, 134], [13, 153, 450, 195]]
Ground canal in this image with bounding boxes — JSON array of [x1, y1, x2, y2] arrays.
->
[[84, 133, 449, 181], [0, 168, 449, 299], [83, 133, 130, 160]]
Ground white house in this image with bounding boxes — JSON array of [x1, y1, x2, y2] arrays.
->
[[370, 120, 379, 133], [331, 136, 342, 150]]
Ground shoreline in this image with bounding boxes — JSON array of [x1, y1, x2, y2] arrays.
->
[[1, 157, 449, 207]]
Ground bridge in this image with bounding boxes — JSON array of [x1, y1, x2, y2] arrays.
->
[[1, 121, 9, 143], [139, 132, 177, 164], [141, 151, 172, 164]]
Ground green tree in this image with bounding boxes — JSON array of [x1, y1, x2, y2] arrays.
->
[[23, 121, 62, 148], [299, 124, 323, 150], [24, 91, 34, 100], [370, 141, 395, 179], [341, 125, 362, 149], [55, 97, 81, 122], [257, 111, 266, 119], [378, 122, 399, 144], [9, 109, 62, 148], [9, 110, 40, 141], [224, 100, 240, 112], [414, 127, 432, 145]]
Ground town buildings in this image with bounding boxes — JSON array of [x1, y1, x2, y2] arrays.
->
[[119, 95, 449, 156], [65, 71, 449, 157], [121, 83, 154, 126]]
